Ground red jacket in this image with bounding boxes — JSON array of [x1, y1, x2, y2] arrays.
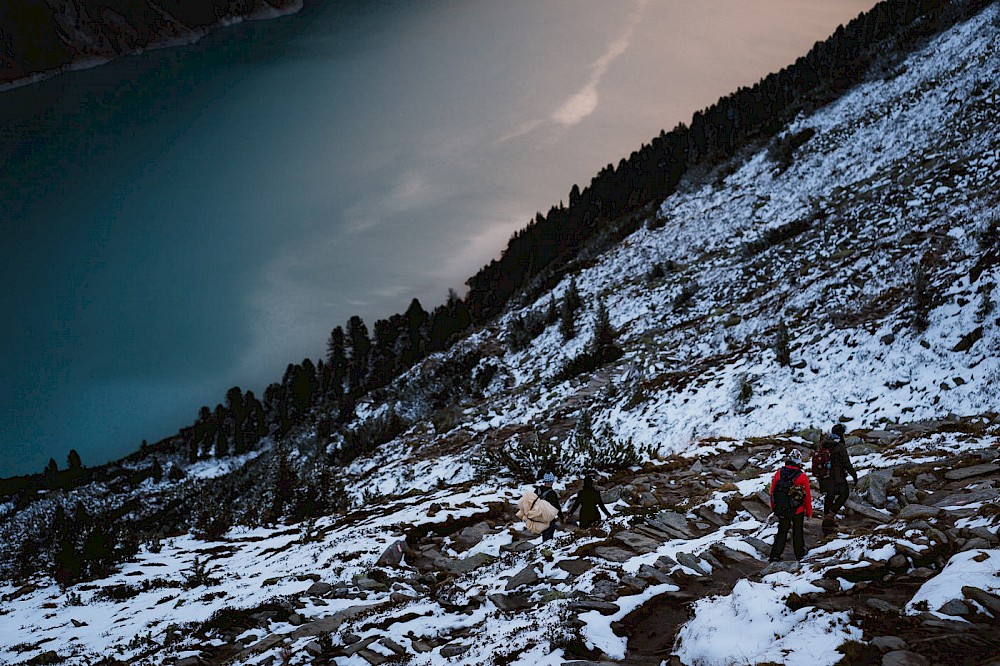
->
[[770, 465, 813, 517]]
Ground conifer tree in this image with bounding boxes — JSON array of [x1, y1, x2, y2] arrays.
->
[[67, 449, 82, 471], [545, 294, 558, 325], [346, 316, 371, 397], [402, 297, 429, 365], [559, 297, 576, 341], [564, 275, 583, 313], [775, 321, 792, 366], [270, 443, 298, 521], [326, 326, 347, 401], [590, 298, 618, 360]]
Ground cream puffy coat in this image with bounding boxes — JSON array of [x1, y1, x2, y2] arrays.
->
[[516, 490, 558, 534]]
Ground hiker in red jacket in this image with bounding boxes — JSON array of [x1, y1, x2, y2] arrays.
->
[[768, 448, 813, 562]]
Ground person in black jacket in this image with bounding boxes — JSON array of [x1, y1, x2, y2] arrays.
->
[[822, 423, 858, 527], [566, 475, 612, 528], [535, 471, 564, 541]]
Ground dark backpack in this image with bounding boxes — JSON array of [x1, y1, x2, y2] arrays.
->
[[773, 467, 804, 517], [812, 445, 832, 480]]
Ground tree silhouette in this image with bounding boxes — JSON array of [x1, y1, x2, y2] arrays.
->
[[67, 449, 82, 471], [346, 316, 371, 397]]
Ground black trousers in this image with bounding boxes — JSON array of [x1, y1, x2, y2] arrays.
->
[[823, 480, 850, 515], [541, 522, 556, 541], [769, 513, 805, 560]]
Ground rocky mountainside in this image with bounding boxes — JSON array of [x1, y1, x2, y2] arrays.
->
[[0, 0, 301, 88], [1, 2, 999, 665]]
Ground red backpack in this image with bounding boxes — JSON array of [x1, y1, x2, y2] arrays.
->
[[812, 444, 832, 480]]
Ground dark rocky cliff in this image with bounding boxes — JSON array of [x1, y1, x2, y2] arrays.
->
[[0, 0, 300, 87]]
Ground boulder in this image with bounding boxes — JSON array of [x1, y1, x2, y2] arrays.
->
[[951, 326, 984, 353], [620, 575, 649, 593], [799, 428, 823, 443], [944, 463, 1000, 481], [742, 537, 772, 557], [959, 537, 991, 552], [488, 592, 531, 611], [906, 567, 936, 580], [440, 644, 471, 657], [357, 648, 389, 664], [354, 576, 388, 592], [307, 582, 333, 596], [709, 543, 755, 563], [741, 500, 773, 521], [871, 636, 908, 653], [865, 469, 894, 509], [697, 505, 728, 526], [654, 510, 693, 536], [568, 599, 621, 615], [867, 598, 899, 613], [637, 492, 659, 508], [505, 565, 539, 590], [375, 540, 408, 567], [675, 552, 708, 576], [453, 522, 493, 551], [897, 504, 941, 521], [849, 443, 883, 456], [499, 541, 535, 554], [615, 531, 661, 553], [888, 554, 909, 570], [937, 599, 970, 616], [446, 552, 497, 574], [962, 585, 1000, 615], [305, 640, 323, 656], [593, 546, 635, 563], [761, 561, 799, 575], [555, 559, 594, 576], [654, 554, 678, 570], [882, 650, 929, 666], [812, 578, 840, 592], [380, 638, 407, 655], [864, 430, 898, 444], [637, 564, 674, 585], [969, 526, 999, 545]]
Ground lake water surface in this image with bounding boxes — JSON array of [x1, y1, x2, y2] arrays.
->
[[0, 0, 876, 476]]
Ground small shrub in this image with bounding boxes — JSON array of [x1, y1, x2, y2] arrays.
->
[[183, 556, 219, 589], [473, 430, 568, 483], [507, 310, 547, 351], [732, 373, 754, 411], [672, 282, 699, 312], [912, 262, 932, 331], [768, 126, 816, 171], [976, 282, 994, 322], [774, 321, 791, 366], [742, 217, 812, 257]]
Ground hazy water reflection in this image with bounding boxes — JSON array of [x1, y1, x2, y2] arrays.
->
[[0, 0, 876, 475]]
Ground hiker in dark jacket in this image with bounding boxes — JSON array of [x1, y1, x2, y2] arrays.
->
[[535, 471, 564, 541], [768, 448, 813, 562], [822, 423, 858, 527], [566, 475, 612, 528]]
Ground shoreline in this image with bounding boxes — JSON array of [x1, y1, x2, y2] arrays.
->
[[0, 0, 304, 94]]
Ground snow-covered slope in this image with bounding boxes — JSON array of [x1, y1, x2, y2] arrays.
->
[[1, 4, 999, 666]]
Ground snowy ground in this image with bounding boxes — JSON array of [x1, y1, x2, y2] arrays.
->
[[2, 4, 1000, 665]]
